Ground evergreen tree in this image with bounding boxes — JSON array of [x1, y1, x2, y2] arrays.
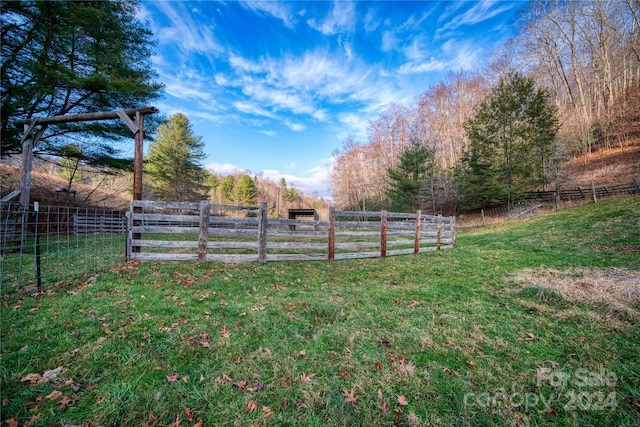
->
[[386, 140, 435, 212], [234, 174, 258, 205], [220, 175, 236, 204], [457, 73, 558, 209], [145, 113, 207, 202], [1, 0, 162, 165]]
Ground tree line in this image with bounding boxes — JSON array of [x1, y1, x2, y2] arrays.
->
[[329, 0, 639, 214]]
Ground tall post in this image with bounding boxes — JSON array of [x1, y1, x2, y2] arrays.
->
[[380, 210, 387, 258], [133, 111, 144, 202], [257, 202, 268, 263], [436, 214, 442, 250], [132, 112, 144, 251], [19, 123, 34, 206], [328, 207, 335, 260], [414, 210, 421, 253], [198, 200, 210, 262]]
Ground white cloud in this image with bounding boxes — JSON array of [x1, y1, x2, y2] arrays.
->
[[151, 1, 222, 56], [240, 0, 296, 28], [261, 166, 330, 196], [439, 0, 515, 33], [284, 120, 306, 132], [307, 0, 356, 35], [206, 162, 248, 175]]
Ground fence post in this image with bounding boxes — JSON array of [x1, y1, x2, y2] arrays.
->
[[436, 214, 442, 250], [125, 211, 131, 261], [592, 181, 598, 204], [257, 202, 268, 263], [451, 216, 457, 248], [380, 210, 387, 257], [198, 200, 210, 262], [328, 207, 335, 260], [414, 210, 421, 253]]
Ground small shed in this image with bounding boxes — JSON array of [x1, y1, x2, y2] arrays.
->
[[287, 208, 319, 230]]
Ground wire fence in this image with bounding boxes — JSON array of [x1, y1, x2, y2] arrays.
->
[[1, 202, 127, 292]]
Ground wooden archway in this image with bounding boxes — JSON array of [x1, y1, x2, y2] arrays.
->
[[14, 106, 158, 207]]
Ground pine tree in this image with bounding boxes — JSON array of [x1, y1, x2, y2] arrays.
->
[[386, 140, 435, 212], [1, 0, 162, 164], [145, 113, 207, 202], [234, 174, 258, 205], [457, 73, 558, 209]]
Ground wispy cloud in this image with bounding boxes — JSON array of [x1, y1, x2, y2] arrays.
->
[[307, 0, 356, 35], [438, 0, 515, 34], [240, 0, 296, 28], [261, 166, 330, 196]]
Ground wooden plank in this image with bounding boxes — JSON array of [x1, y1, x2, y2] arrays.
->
[[207, 254, 258, 263], [15, 106, 158, 126], [334, 251, 379, 260], [132, 213, 200, 222], [380, 210, 387, 257], [257, 202, 267, 263], [131, 200, 200, 210], [414, 210, 421, 253], [208, 228, 259, 237], [132, 253, 198, 261], [132, 226, 198, 234], [334, 231, 379, 237], [266, 254, 327, 261], [198, 200, 210, 261], [335, 210, 382, 218], [267, 242, 327, 250], [133, 240, 198, 248], [266, 230, 327, 238], [208, 241, 259, 249], [328, 206, 335, 260], [335, 241, 379, 249], [333, 220, 382, 228]]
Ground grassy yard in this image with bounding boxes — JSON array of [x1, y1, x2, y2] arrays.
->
[[1, 197, 639, 426]]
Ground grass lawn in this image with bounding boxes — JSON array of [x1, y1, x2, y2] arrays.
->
[[1, 197, 639, 426]]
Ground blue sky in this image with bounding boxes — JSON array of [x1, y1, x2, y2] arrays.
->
[[139, 0, 525, 197]]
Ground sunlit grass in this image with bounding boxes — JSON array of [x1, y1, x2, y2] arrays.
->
[[1, 196, 639, 426]]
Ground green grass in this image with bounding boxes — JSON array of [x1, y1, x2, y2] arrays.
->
[[1, 197, 639, 426]]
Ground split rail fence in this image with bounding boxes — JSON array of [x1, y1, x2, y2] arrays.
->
[[128, 201, 456, 263]]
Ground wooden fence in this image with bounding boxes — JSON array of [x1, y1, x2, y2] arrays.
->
[[127, 201, 456, 263]]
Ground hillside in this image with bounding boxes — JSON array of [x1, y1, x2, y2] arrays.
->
[[560, 144, 640, 187], [0, 164, 131, 210]]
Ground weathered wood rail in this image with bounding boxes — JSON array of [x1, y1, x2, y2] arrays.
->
[[127, 201, 456, 263]]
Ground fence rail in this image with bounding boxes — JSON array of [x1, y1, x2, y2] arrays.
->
[[1, 203, 127, 290], [128, 201, 456, 263]]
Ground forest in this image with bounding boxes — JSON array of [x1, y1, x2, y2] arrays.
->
[[329, 0, 639, 214]]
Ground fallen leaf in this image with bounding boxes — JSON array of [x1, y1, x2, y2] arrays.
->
[[375, 361, 383, 371], [298, 350, 306, 358], [24, 413, 41, 427], [262, 406, 274, 418], [468, 361, 475, 369], [21, 373, 43, 384], [233, 380, 247, 390], [408, 299, 419, 307], [221, 325, 231, 338], [2, 397, 8, 406], [526, 333, 536, 341], [5, 416, 18, 427], [343, 388, 358, 405], [397, 395, 408, 406], [58, 394, 77, 410], [245, 400, 258, 412], [338, 371, 350, 378], [166, 373, 180, 382], [219, 373, 233, 383], [184, 407, 194, 422], [46, 390, 63, 400], [182, 376, 189, 384], [251, 382, 265, 391], [300, 372, 315, 384]]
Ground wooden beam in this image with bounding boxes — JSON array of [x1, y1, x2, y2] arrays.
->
[[14, 106, 158, 126], [133, 111, 144, 201], [116, 110, 139, 134]]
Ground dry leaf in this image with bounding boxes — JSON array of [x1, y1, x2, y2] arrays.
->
[[343, 388, 358, 405], [233, 380, 247, 390], [221, 325, 231, 338], [298, 350, 306, 357], [408, 299, 419, 307], [5, 417, 18, 427], [58, 395, 77, 410], [375, 361, 383, 371], [262, 406, 274, 418], [21, 373, 43, 384], [397, 395, 408, 406], [300, 372, 315, 384], [166, 373, 180, 382], [245, 400, 258, 412], [184, 407, 194, 422], [46, 390, 63, 400], [24, 413, 41, 427]]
